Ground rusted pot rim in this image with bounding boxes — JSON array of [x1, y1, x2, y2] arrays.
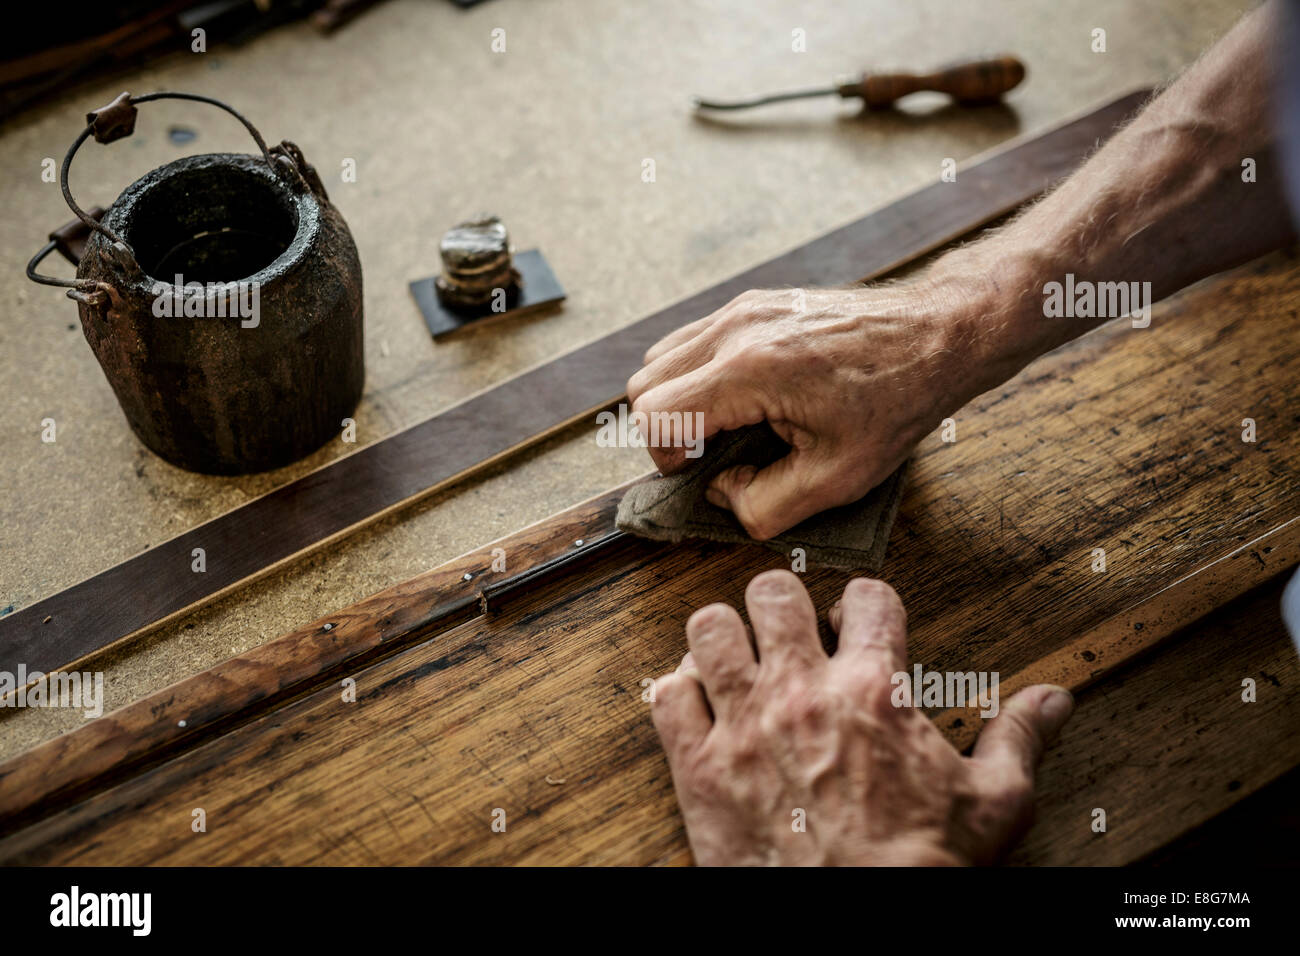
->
[[91, 151, 323, 298], [26, 91, 323, 306]]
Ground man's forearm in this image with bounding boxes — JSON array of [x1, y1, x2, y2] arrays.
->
[[924, 0, 1295, 403], [627, 3, 1295, 539]]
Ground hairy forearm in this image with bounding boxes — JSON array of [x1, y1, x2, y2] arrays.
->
[[629, 3, 1297, 539], [923, 0, 1295, 402]]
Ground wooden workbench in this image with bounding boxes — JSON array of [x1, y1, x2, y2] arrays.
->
[[2, 0, 1293, 864], [1, 247, 1296, 863], [0, 0, 1257, 760]]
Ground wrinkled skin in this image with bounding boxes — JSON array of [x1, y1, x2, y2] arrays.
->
[[626, 286, 972, 541], [640, 2, 1291, 867], [650, 570, 1074, 866], [626, 7, 1292, 544]]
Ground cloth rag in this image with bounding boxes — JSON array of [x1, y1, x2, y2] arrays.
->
[[615, 423, 906, 570]]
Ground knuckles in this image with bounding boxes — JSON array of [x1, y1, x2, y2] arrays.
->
[[859, 669, 904, 720], [626, 366, 652, 401], [792, 692, 832, 728], [734, 507, 780, 542], [821, 469, 872, 508], [746, 665, 839, 742]]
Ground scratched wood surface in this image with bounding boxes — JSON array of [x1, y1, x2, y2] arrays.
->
[[1012, 573, 1300, 865], [0, 486, 662, 832], [1, 250, 1297, 864]]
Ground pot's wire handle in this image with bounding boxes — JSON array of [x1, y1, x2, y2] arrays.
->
[[28, 91, 296, 291], [26, 206, 105, 289]]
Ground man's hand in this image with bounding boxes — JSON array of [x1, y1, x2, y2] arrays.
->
[[627, 3, 1293, 542], [627, 285, 981, 540], [650, 570, 1074, 866]]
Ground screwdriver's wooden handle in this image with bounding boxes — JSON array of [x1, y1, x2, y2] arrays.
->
[[842, 55, 1026, 109]]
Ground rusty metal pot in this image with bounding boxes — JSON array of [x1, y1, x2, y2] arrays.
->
[[27, 91, 364, 475]]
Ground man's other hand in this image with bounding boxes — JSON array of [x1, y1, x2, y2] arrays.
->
[[650, 570, 1075, 866]]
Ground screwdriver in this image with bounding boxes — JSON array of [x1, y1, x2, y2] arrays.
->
[[693, 55, 1025, 111]]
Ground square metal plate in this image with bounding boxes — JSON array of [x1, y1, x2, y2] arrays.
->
[[409, 249, 565, 340]]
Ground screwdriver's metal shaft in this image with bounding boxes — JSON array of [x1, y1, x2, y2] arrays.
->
[[692, 87, 838, 111]]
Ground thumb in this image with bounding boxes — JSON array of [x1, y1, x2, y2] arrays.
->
[[971, 684, 1074, 778], [706, 452, 842, 541], [958, 685, 1074, 864]]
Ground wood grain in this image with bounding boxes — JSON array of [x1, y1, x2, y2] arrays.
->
[[1009, 573, 1300, 865], [934, 515, 1300, 751], [0, 483, 655, 833], [1, 245, 1296, 865], [0, 90, 1150, 680]]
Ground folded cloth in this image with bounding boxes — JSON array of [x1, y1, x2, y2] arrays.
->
[[615, 423, 906, 571]]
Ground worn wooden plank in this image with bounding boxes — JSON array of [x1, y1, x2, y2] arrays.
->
[[0, 482, 654, 832], [1, 247, 1296, 864], [0, 90, 1151, 680], [1010, 573, 1300, 865], [934, 515, 1300, 750]]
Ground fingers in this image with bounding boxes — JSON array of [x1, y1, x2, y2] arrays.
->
[[672, 574, 821, 730], [684, 603, 757, 720], [642, 312, 722, 365], [628, 292, 765, 474], [959, 685, 1074, 862], [707, 451, 851, 540], [971, 684, 1074, 779], [828, 578, 908, 673], [744, 569, 825, 667], [630, 364, 760, 475], [650, 672, 712, 757], [629, 303, 732, 411], [627, 336, 711, 409]]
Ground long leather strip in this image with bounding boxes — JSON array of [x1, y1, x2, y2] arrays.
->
[[0, 90, 1150, 678]]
